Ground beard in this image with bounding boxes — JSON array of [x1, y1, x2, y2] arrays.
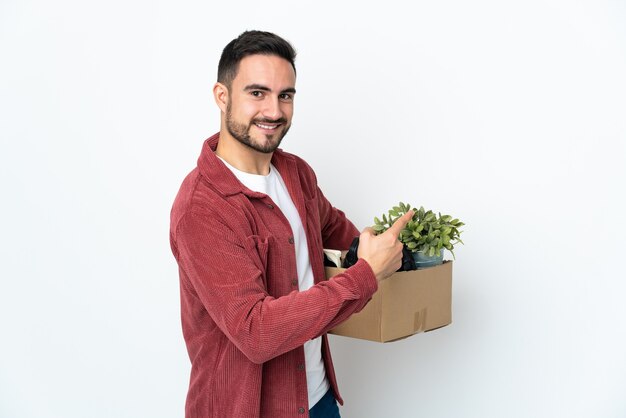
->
[[225, 103, 291, 154]]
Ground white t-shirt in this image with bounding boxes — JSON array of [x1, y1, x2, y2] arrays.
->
[[218, 157, 330, 408]]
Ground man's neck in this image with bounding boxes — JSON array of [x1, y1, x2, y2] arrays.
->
[[215, 131, 273, 176]]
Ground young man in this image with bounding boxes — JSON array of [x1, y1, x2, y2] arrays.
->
[[169, 30, 412, 418]]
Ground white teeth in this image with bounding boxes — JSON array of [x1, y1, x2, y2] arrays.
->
[[255, 123, 278, 130]]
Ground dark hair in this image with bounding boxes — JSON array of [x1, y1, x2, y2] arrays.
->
[[217, 30, 297, 88]]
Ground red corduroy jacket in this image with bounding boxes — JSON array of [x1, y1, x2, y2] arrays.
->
[[169, 133, 378, 418]]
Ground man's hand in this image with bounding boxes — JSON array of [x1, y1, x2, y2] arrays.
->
[[357, 210, 414, 281]]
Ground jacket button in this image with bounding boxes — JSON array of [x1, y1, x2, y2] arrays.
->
[[297, 363, 305, 370], [298, 407, 305, 414], [291, 279, 298, 286], [288, 236, 294, 244]]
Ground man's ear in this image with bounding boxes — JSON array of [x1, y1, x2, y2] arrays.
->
[[213, 82, 229, 113]]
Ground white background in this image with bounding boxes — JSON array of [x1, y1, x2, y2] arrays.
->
[[1, 0, 625, 417]]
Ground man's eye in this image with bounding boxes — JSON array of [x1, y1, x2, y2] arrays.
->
[[251, 91, 263, 97], [279, 93, 293, 101]]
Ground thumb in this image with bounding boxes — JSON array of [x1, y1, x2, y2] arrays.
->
[[386, 210, 414, 238]]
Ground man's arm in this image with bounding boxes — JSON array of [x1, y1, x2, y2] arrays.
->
[[172, 210, 379, 364]]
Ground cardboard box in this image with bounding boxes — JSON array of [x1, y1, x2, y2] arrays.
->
[[326, 261, 453, 343]]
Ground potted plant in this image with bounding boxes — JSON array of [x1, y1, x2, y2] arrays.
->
[[373, 202, 465, 269]]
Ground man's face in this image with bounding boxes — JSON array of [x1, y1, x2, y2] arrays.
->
[[224, 54, 296, 154]]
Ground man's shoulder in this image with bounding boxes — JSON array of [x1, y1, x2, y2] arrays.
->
[[170, 167, 225, 230]]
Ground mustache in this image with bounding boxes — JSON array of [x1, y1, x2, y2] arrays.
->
[[253, 117, 288, 125]]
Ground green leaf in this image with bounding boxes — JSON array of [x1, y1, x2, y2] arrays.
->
[[374, 216, 381, 225], [372, 224, 385, 232], [412, 231, 421, 239]]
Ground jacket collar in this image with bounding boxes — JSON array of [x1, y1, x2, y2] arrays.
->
[[197, 132, 297, 198]]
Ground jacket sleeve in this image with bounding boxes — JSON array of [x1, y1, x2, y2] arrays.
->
[[172, 210, 378, 364]]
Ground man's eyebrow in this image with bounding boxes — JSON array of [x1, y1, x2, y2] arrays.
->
[[244, 84, 271, 92], [243, 84, 296, 94]]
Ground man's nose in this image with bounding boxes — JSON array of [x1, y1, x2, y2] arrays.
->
[[262, 96, 283, 120]]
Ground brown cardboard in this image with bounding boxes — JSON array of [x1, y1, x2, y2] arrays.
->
[[326, 261, 452, 343]]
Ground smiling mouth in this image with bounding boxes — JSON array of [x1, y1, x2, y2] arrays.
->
[[254, 122, 282, 131], [253, 118, 287, 131]]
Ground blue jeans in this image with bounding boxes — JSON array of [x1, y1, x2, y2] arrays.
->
[[309, 389, 341, 418]]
